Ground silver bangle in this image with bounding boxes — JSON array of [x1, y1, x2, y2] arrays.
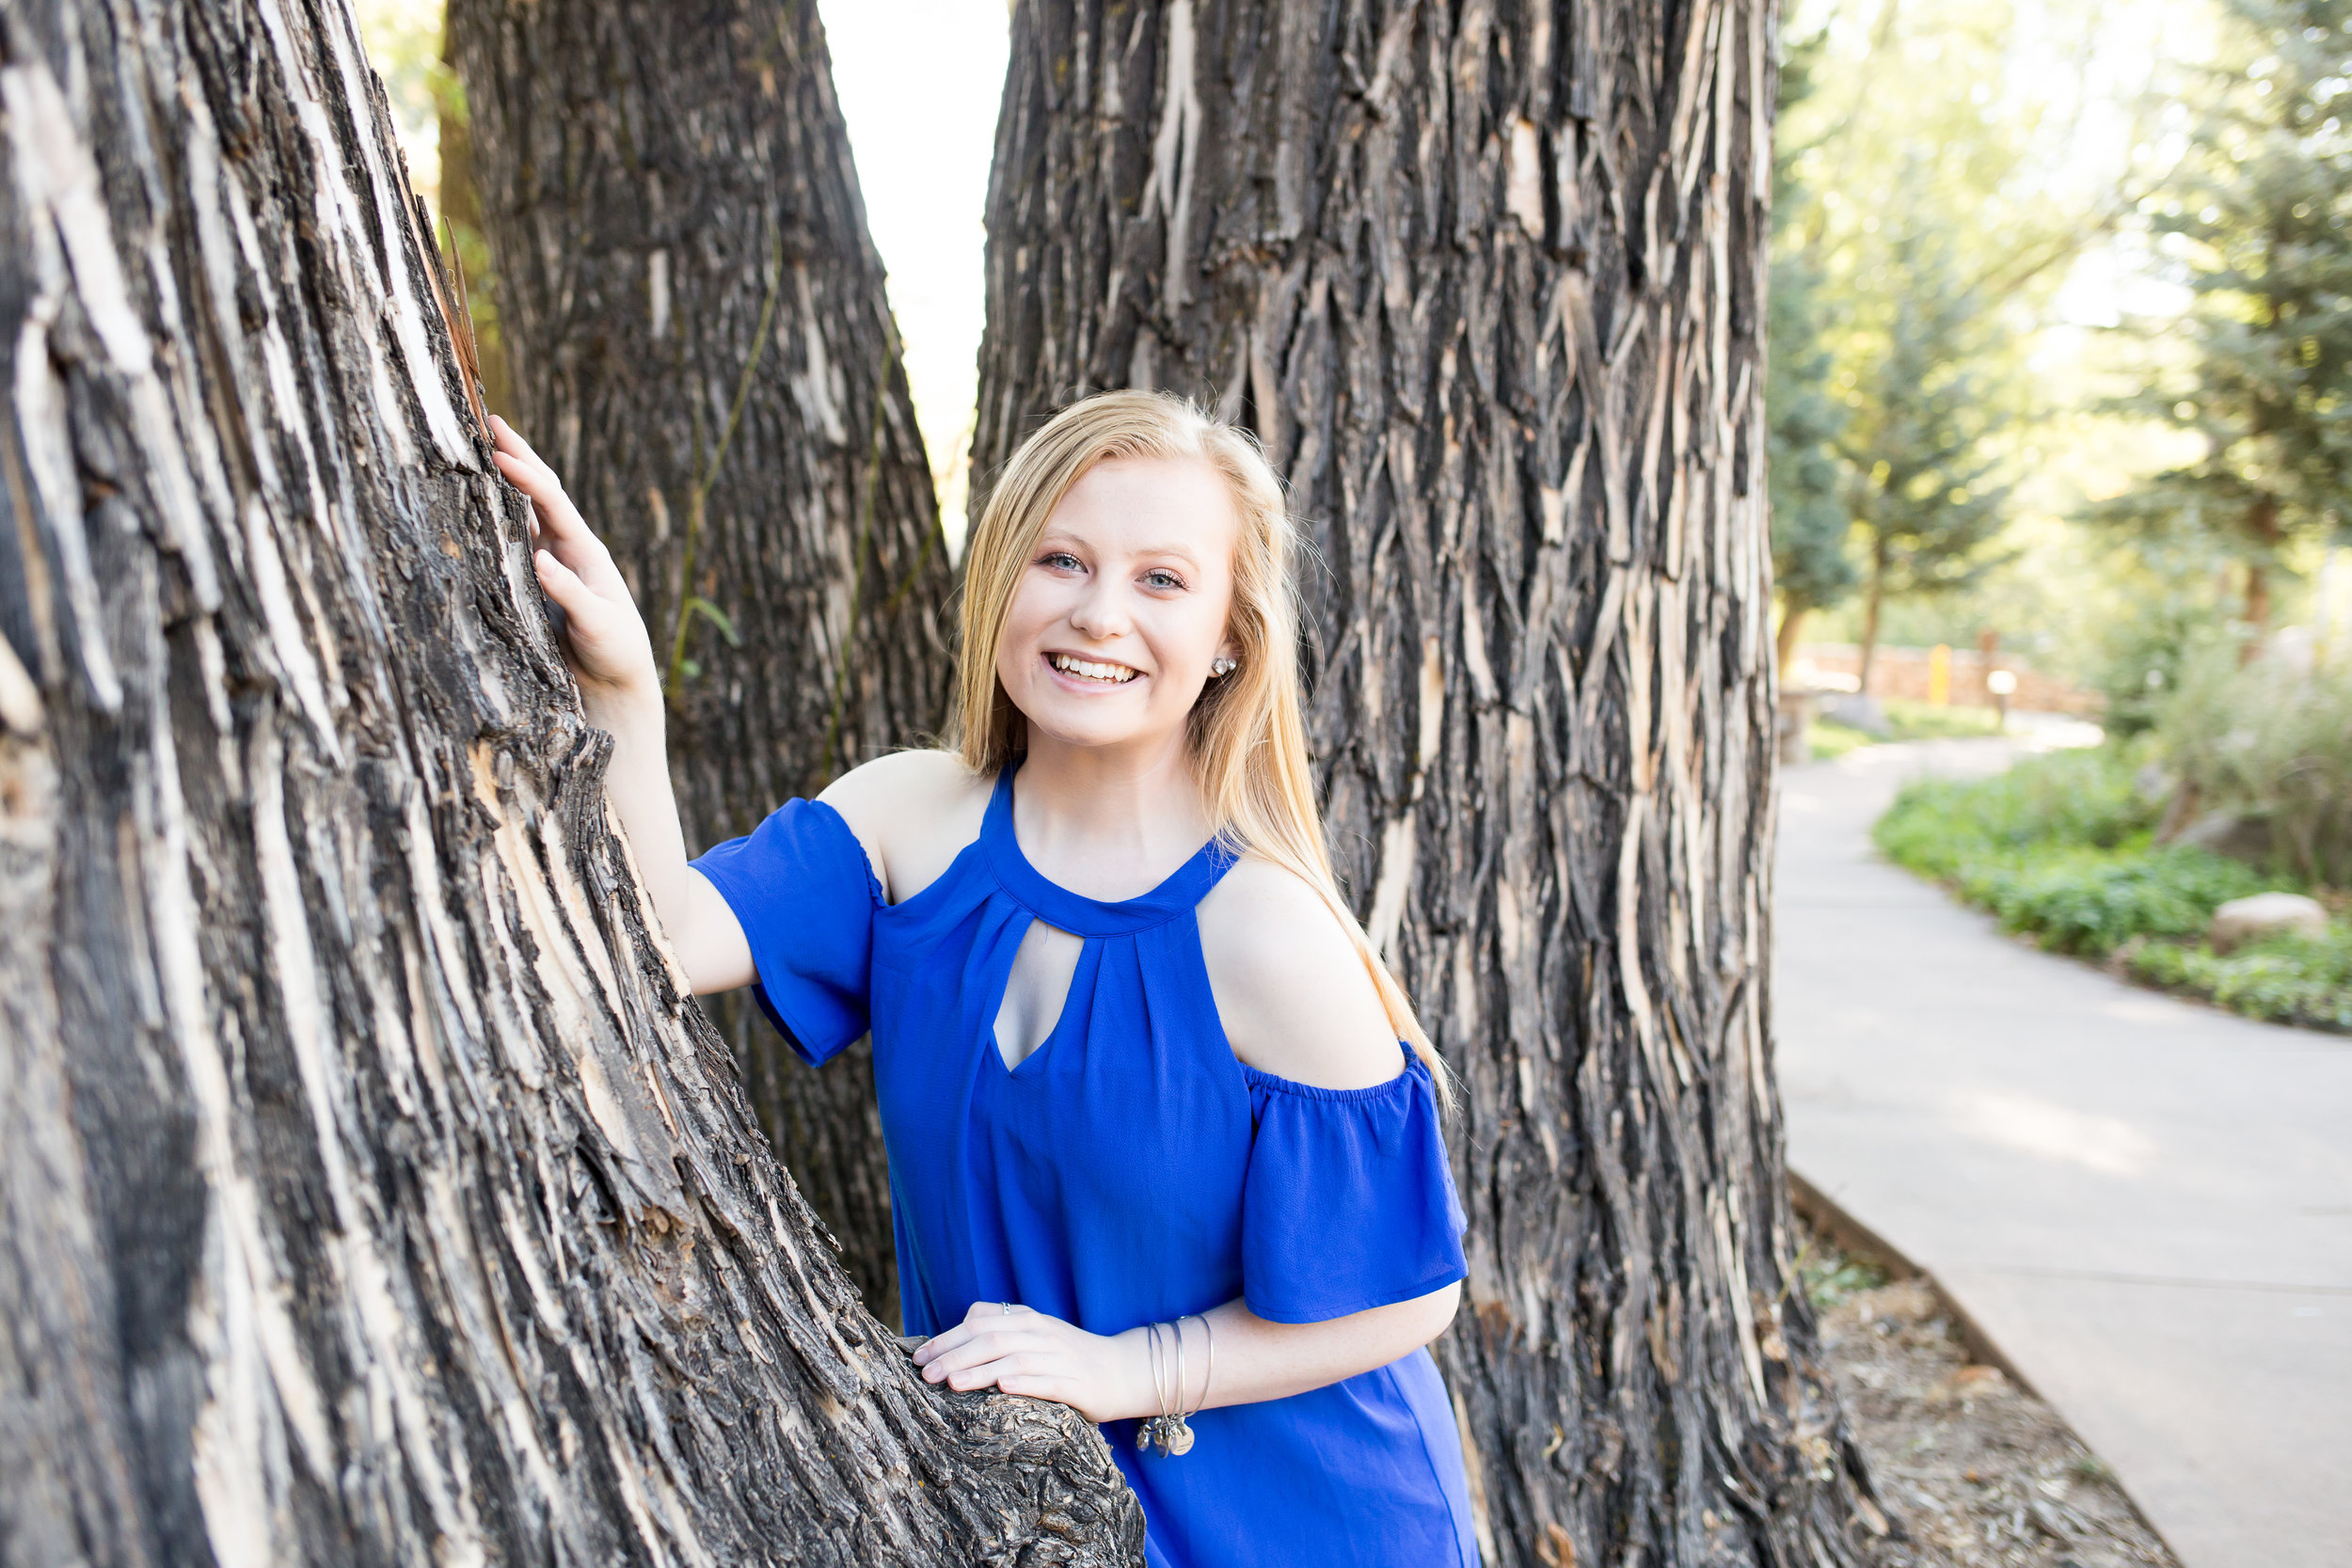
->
[[1139, 1317, 1200, 1457], [1187, 1312, 1214, 1417]]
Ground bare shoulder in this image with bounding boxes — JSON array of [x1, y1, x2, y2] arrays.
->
[[1196, 855, 1406, 1091], [817, 749, 992, 903]]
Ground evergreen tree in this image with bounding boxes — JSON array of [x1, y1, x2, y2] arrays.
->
[[1768, 35, 1857, 673], [1838, 199, 2024, 689], [1779, 0, 2123, 690], [2102, 0, 2352, 626]]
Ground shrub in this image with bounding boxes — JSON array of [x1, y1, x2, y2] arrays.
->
[[2088, 594, 2228, 737], [1873, 745, 2349, 1031], [1808, 721, 1876, 761], [1872, 746, 2156, 878], [1880, 698, 2003, 741], [2158, 641, 2352, 887], [2130, 927, 2352, 1031], [1955, 847, 2267, 954]]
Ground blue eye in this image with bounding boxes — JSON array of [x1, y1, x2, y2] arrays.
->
[[1145, 569, 1184, 591], [1041, 551, 1083, 571]]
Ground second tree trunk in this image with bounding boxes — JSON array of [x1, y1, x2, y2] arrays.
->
[[448, 0, 950, 1322], [976, 3, 1884, 1563]]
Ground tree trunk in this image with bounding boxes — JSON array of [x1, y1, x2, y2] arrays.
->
[[1857, 544, 1885, 695], [2241, 495, 2280, 635], [0, 0, 1138, 1560], [446, 0, 958, 1325], [1775, 605, 1808, 678], [975, 4, 1884, 1564]]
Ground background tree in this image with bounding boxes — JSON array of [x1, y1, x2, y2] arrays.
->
[[1836, 208, 2023, 692], [2098, 0, 2352, 630], [1776, 0, 2139, 687], [1768, 34, 1857, 673], [448, 0, 957, 1322], [0, 0, 1136, 1560], [976, 3, 1885, 1564]]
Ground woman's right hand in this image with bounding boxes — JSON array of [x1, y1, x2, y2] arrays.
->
[[490, 416, 660, 710]]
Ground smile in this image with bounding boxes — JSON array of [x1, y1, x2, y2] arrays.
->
[[1048, 652, 1140, 685]]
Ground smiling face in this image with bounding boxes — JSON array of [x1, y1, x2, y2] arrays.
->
[[993, 456, 1242, 762]]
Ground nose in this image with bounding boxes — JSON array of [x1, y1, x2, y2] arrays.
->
[[1066, 576, 1132, 641]]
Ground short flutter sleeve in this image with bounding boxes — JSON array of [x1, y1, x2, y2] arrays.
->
[[1239, 1048, 1469, 1323], [689, 799, 882, 1068]]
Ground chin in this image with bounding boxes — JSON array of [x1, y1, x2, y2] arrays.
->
[[1022, 706, 1156, 753]]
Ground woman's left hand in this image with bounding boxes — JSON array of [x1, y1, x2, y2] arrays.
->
[[911, 1302, 1152, 1425]]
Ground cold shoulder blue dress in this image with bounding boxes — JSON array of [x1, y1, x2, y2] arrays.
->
[[691, 763, 1479, 1568]]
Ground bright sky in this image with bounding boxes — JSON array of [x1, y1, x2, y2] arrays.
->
[[367, 0, 2200, 554], [818, 1, 1009, 546], [356, 0, 1007, 544]]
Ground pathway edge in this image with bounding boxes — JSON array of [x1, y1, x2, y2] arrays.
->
[[1787, 1167, 2187, 1566]]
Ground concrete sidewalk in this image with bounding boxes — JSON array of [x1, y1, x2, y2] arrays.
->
[[1774, 737, 2352, 1568]]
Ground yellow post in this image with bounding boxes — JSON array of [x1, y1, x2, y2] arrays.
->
[[1928, 643, 1951, 706]]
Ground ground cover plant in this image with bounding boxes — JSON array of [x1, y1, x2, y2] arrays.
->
[[1812, 697, 2006, 759], [1873, 747, 2352, 1030]]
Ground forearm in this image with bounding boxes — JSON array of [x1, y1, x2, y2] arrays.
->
[[912, 1285, 1459, 1425], [585, 688, 748, 991], [489, 416, 751, 995], [586, 689, 691, 910], [1154, 1290, 1458, 1416], [1086, 1288, 1459, 1423]]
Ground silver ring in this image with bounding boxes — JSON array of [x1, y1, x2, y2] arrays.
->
[[999, 1301, 1014, 1315]]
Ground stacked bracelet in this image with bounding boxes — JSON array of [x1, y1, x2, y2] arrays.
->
[[1137, 1313, 1213, 1457]]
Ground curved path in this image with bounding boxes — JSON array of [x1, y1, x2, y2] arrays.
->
[[1774, 736, 2352, 1568]]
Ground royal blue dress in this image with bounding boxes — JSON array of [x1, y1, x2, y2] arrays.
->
[[691, 763, 1479, 1568]]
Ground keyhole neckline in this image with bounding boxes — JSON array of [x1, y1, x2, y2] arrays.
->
[[980, 761, 1238, 937]]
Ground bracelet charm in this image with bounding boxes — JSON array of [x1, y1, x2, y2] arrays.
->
[[1142, 1412, 1195, 1456], [1138, 1314, 1209, 1456]]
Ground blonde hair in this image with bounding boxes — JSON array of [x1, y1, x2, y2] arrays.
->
[[954, 390, 1446, 1097]]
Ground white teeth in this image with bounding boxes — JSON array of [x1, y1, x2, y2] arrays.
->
[[1050, 653, 1137, 684]]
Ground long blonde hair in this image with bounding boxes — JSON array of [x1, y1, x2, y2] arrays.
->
[[954, 390, 1445, 1097]]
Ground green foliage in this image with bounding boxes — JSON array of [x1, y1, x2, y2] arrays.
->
[[2086, 578, 2236, 736], [1770, 34, 1858, 620], [1873, 747, 2157, 869], [2094, 0, 2352, 610], [1839, 215, 2026, 612], [1956, 847, 2271, 954], [1772, 0, 2125, 660], [2156, 639, 2352, 884], [1806, 697, 2004, 760], [2130, 926, 2352, 1029], [1808, 721, 1876, 761], [685, 596, 743, 647], [1875, 746, 2350, 1029], [1882, 698, 2003, 741], [1796, 1248, 1890, 1311]]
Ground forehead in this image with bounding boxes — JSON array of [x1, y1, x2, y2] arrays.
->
[[1043, 456, 1239, 559]]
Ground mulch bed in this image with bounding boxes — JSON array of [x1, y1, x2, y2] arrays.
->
[[1807, 1242, 2180, 1568]]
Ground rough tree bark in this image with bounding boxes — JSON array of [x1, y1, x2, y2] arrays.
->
[[0, 0, 1138, 1561], [446, 0, 952, 1325], [975, 4, 1884, 1564]]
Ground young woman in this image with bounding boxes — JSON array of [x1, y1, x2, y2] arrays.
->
[[492, 391, 1478, 1567]]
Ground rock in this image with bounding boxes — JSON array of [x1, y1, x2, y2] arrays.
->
[[2174, 810, 2275, 867], [1820, 692, 1891, 737], [2209, 892, 2330, 954]]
